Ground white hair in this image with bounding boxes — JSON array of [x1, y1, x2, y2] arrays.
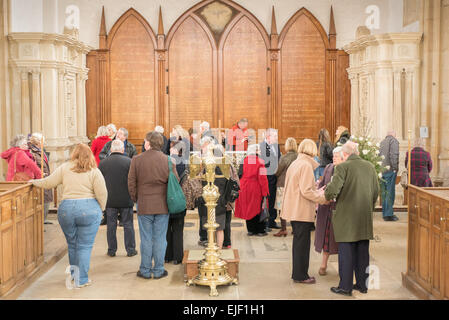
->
[[200, 136, 214, 147], [200, 121, 210, 130], [247, 144, 260, 155], [154, 126, 164, 134], [342, 141, 359, 156], [107, 124, 117, 134], [10, 134, 27, 147], [96, 126, 109, 138], [111, 139, 124, 153], [333, 146, 344, 158]]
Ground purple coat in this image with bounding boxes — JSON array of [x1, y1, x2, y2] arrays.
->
[[405, 148, 433, 187], [314, 164, 338, 255]]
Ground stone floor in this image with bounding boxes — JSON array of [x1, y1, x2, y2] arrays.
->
[[17, 211, 417, 300]]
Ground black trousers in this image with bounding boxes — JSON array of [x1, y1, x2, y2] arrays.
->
[[267, 178, 277, 226], [198, 204, 207, 241], [338, 240, 370, 292], [223, 210, 232, 246], [165, 214, 185, 262], [291, 221, 314, 281], [106, 207, 135, 254], [246, 214, 266, 234]]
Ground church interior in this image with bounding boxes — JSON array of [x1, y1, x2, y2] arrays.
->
[[0, 0, 448, 301]]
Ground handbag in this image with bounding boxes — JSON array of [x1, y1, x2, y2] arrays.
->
[[180, 168, 203, 210], [400, 170, 408, 188], [12, 152, 32, 182], [166, 156, 187, 214], [274, 187, 284, 211], [259, 197, 269, 222]]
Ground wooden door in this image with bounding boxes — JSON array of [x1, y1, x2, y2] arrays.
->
[[167, 16, 215, 131], [108, 9, 157, 147], [430, 198, 443, 298], [408, 188, 418, 277], [0, 194, 15, 294], [417, 193, 432, 291], [443, 202, 449, 299]]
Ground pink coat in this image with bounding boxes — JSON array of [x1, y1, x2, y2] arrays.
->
[[234, 155, 269, 220], [1, 147, 42, 181]]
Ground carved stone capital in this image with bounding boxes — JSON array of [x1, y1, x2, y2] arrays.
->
[[269, 50, 280, 61]]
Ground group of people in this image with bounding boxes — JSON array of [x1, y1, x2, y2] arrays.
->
[[0, 119, 436, 294]]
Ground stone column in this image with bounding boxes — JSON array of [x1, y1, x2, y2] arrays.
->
[[393, 69, 404, 140], [20, 69, 31, 133], [76, 72, 88, 139], [58, 68, 66, 138], [349, 74, 360, 134], [31, 69, 42, 132]]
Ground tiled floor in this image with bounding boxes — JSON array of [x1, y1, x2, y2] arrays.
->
[[18, 211, 417, 300]]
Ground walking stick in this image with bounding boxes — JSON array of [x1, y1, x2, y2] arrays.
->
[[40, 136, 45, 223]]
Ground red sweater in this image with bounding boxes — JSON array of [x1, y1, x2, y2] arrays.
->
[[1, 147, 42, 181], [91, 136, 111, 166]]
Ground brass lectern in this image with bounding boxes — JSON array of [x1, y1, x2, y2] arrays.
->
[[187, 145, 238, 296]]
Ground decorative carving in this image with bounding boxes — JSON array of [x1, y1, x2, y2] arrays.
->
[[356, 26, 371, 39], [398, 45, 410, 57], [195, 1, 238, 42]]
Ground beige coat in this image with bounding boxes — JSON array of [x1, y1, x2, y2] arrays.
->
[[280, 153, 326, 223]]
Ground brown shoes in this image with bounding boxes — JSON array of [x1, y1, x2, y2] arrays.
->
[[294, 277, 316, 284], [274, 230, 288, 237]]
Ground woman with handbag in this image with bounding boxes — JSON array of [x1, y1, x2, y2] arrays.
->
[[1, 134, 42, 181], [235, 144, 269, 237], [274, 137, 298, 237], [281, 139, 327, 284]]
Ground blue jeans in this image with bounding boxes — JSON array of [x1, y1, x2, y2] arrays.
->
[[382, 171, 397, 218], [58, 199, 102, 285], [138, 214, 169, 278]]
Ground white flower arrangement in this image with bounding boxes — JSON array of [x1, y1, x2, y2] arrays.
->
[[362, 150, 369, 155]]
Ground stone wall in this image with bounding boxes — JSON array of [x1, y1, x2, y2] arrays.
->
[[0, 0, 9, 181], [10, 0, 415, 50]]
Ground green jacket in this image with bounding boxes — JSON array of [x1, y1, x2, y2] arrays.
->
[[324, 154, 379, 243]]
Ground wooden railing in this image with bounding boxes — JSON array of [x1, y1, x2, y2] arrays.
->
[[0, 182, 44, 297]]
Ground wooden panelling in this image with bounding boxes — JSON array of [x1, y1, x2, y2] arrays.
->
[[86, 3, 351, 146], [222, 15, 269, 131], [168, 16, 214, 131], [279, 11, 326, 142], [0, 183, 43, 297], [109, 10, 156, 146], [403, 186, 449, 300]]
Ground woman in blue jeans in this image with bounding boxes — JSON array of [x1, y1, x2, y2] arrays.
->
[[31, 144, 107, 288]]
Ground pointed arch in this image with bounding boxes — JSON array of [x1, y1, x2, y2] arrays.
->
[[108, 8, 157, 49], [279, 7, 330, 49]]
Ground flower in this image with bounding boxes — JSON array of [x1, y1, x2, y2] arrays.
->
[[368, 141, 372, 146], [362, 150, 369, 155], [378, 173, 383, 179], [377, 162, 383, 166], [376, 143, 380, 148], [375, 150, 380, 155], [381, 155, 385, 160], [386, 165, 390, 170]]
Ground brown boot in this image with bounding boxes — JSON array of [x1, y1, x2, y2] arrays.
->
[[274, 230, 288, 237]]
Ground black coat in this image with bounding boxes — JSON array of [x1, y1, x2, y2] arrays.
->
[[141, 135, 170, 155], [318, 142, 334, 168], [98, 153, 134, 208], [259, 141, 281, 184], [99, 140, 137, 161]]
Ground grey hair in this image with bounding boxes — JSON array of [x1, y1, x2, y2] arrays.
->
[[414, 137, 425, 148], [333, 146, 344, 159], [342, 141, 359, 156], [247, 144, 261, 155], [118, 127, 129, 138], [111, 139, 124, 153], [96, 126, 109, 138], [265, 128, 278, 138], [10, 134, 27, 147], [107, 124, 117, 134], [154, 126, 164, 134], [200, 121, 210, 130], [200, 136, 214, 147]]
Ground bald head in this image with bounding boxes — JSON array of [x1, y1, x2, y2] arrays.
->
[[387, 130, 396, 138]]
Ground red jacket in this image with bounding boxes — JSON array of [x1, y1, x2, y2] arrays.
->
[[235, 155, 269, 220], [1, 147, 42, 181], [91, 136, 111, 166], [227, 124, 249, 151]]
